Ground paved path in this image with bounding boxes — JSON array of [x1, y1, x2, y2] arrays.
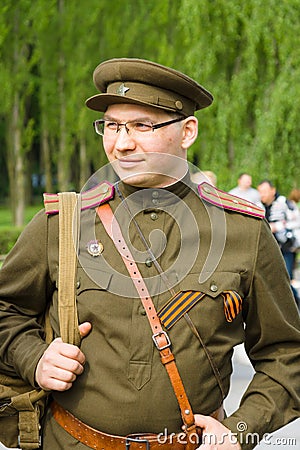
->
[[225, 346, 299, 450]]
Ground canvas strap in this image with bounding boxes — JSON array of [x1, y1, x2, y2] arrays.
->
[[58, 192, 81, 346], [6, 193, 80, 449], [11, 389, 46, 449], [96, 203, 198, 442]]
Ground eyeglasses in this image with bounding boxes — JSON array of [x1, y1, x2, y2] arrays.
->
[[93, 116, 186, 136]]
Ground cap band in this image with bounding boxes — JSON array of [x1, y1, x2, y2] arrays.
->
[[107, 81, 195, 115]]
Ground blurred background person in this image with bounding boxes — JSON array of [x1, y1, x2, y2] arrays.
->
[[191, 170, 217, 186], [229, 173, 262, 206], [287, 188, 300, 290], [258, 180, 300, 307]]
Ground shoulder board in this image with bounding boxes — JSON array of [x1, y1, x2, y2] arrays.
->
[[198, 182, 265, 219], [43, 181, 115, 215]]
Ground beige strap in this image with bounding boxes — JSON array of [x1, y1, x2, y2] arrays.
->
[[58, 192, 81, 346], [96, 204, 197, 439], [0, 193, 81, 449], [12, 392, 42, 449], [9, 388, 47, 449]]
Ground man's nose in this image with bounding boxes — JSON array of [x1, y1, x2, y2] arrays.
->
[[115, 126, 136, 151]]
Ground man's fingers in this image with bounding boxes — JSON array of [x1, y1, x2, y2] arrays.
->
[[194, 414, 212, 429], [35, 334, 88, 391], [40, 377, 74, 392], [40, 350, 84, 374], [49, 338, 86, 365], [78, 321, 92, 338], [194, 414, 241, 450]]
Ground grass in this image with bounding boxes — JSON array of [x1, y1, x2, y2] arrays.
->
[[0, 203, 43, 264], [0, 204, 43, 229]]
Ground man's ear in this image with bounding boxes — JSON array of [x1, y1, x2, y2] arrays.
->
[[181, 116, 198, 149]]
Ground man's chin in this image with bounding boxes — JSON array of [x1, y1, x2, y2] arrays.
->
[[119, 173, 175, 188]]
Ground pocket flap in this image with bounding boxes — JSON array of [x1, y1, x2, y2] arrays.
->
[[179, 271, 241, 298], [76, 266, 112, 293]]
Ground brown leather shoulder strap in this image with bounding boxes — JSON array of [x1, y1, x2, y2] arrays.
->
[[96, 203, 197, 436]]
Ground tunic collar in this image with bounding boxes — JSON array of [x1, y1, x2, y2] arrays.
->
[[116, 172, 193, 210]]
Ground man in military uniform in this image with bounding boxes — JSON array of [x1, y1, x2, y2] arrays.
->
[[0, 58, 299, 450]]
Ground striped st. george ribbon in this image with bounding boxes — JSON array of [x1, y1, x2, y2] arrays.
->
[[222, 290, 243, 322], [158, 290, 205, 330]]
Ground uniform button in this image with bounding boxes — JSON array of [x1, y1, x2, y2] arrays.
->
[[140, 308, 147, 316], [145, 257, 153, 267], [152, 198, 159, 205], [175, 100, 183, 110], [76, 280, 81, 289], [210, 284, 218, 292], [152, 191, 159, 199], [150, 212, 158, 220]]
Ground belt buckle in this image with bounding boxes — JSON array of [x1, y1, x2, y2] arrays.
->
[[152, 330, 171, 351], [125, 436, 150, 449]]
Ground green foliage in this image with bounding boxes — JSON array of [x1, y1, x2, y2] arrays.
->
[[0, 205, 23, 254], [180, 0, 300, 192], [0, 204, 42, 254], [0, 226, 24, 254], [0, 0, 300, 208]]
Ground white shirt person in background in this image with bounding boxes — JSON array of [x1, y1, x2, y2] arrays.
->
[[229, 173, 262, 206]]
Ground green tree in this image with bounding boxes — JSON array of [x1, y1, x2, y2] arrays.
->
[[179, 0, 300, 192], [0, 1, 38, 225], [1, 0, 300, 225]]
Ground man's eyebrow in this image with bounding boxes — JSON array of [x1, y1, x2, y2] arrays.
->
[[103, 115, 116, 121], [103, 115, 153, 122]]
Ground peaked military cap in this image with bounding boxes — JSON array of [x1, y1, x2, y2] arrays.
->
[[85, 58, 213, 116]]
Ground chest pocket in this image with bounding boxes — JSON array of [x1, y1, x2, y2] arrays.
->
[[76, 262, 139, 299], [158, 272, 243, 329], [76, 265, 112, 293]]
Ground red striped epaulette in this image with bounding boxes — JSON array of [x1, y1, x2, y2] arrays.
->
[[198, 182, 265, 219], [43, 181, 114, 215]]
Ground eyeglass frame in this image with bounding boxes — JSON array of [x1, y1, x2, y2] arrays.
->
[[93, 116, 186, 136]]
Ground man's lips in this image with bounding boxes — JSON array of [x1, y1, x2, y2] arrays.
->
[[117, 157, 145, 168]]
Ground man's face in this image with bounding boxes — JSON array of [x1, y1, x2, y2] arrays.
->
[[239, 174, 252, 190], [257, 182, 276, 205], [102, 103, 197, 188]]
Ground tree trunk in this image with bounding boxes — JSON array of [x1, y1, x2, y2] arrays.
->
[[227, 138, 235, 171], [11, 92, 25, 226], [57, 0, 69, 192], [57, 79, 69, 191], [41, 124, 53, 193], [79, 136, 89, 189]]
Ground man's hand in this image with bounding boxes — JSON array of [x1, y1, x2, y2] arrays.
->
[[35, 322, 92, 391], [195, 415, 242, 450]]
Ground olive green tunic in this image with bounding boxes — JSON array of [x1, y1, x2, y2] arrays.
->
[[0, 179, 299, 450]]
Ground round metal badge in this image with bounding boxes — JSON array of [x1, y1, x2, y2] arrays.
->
[[86, 240, 104, 257]]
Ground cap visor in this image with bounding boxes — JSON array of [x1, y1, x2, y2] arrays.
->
[[85, 93, 180, 113]]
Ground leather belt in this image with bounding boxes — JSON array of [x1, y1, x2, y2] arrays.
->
[[51, 400, 224, 450]]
